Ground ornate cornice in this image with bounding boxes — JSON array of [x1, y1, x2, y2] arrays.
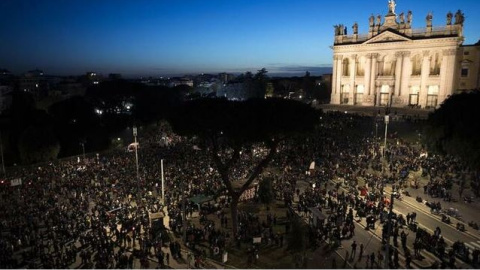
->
[[442, 48, 457, 56], [333, 36, 460, 50]]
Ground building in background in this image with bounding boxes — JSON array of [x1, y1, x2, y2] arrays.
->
[[330, 0, 480, 109]]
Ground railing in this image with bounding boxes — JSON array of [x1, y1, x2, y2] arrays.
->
[[338, 33, 369, 43], [336, 26, 459, 44], [411, 26, 458, 37]]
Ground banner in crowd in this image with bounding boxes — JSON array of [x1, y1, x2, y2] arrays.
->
[[10, 178, 22, 186], [239, 185, 257, 202], [127, 142, 139, 152]]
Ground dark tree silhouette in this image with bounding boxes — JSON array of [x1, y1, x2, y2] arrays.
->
[[287, 216, 308, 267], [425, 91, 480, 195], [425, 91, 480, 170], [17, 109, 59, 164], [49, 96, 107, 157], [168, 98, 320, 236], [18, 124, 60, 164], [134, 85, 188, 124], [257, 177, 274, 210], [85, 79, 140, 115]]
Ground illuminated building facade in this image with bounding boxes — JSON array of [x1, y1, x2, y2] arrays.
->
[[330, 0, 480, 108]]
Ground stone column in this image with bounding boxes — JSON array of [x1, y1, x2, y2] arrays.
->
[[419, 50, 431, 108], [439, 49, 457, 104], [364, 54, 372, 95], [349, 54, 357, 105], [400, 51, 411, 99], [370, 54, 379, 105], [370, 54, 378, 93], [332, 55, 343, 104], [331, 55, 339, 104], [394, 52, 404, 97], [375, 82, 381, 106]]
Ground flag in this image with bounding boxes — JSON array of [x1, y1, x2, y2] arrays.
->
[[127, 142, 139, 152]]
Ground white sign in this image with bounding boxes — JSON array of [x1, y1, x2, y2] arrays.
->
[[11, 178, 22, 186], [222, 251, 228, 263], [253, 237, 262, 244], [133, 126, 137, 136], [309, 161, 315, 170]]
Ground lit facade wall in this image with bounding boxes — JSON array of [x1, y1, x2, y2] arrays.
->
[[330, 2, 479, 109]]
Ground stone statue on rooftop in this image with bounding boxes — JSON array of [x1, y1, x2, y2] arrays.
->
[[377, 15, 382, 26], [455, 10, 465, 25], [388, 0, 396, 14], [353, 22, 358, 34], [369, 14, 375, 27], [447, 11, 453, 25], [399, 12, 405, 24], [334, 24, 346, 36], [407, 11, 412, 24], [426, 12, 433, 27]]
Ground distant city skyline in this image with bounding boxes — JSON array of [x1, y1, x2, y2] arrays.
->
[[1, 0, 479, 77]]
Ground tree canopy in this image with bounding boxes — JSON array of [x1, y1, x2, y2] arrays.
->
[[424, 91, 480, 170], [168, 97, 320, 235]]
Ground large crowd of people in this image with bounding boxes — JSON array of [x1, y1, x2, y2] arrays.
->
[[0, 112, 478, 269]]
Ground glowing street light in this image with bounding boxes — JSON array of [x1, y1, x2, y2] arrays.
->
[[133, 126, 140, 187]]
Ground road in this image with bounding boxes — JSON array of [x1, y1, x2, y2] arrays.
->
[[387, 187, 480, 260], [295, 177, 475, 269]]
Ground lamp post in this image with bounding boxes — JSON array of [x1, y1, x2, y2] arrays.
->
[[180, 172, 187, 243], [133, 126, 140, 188], [0, 131, 5, 179], [383, 115, 389, 157], [161, 159, 165, 203], [382, 114, 391, 269], [80, 140, 86, 160]]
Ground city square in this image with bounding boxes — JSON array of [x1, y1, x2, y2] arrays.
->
[[0, 0, 479, 269]]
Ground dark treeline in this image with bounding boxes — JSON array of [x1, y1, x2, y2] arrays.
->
[[1, 79, 190, 165]]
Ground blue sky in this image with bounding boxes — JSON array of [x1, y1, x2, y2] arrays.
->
[[1, 0, 479, 77]]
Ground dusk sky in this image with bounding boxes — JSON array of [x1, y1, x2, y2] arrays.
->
[[1, 0, 480, 77]]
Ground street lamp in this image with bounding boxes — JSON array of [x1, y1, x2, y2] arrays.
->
[[161, 159, 165, 203], [0, 131, 5, 178], [133, 126, 140, 188], [382, 114, 393, 269], [383, 115, 389, 157], [79, 140, 86, 160]]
